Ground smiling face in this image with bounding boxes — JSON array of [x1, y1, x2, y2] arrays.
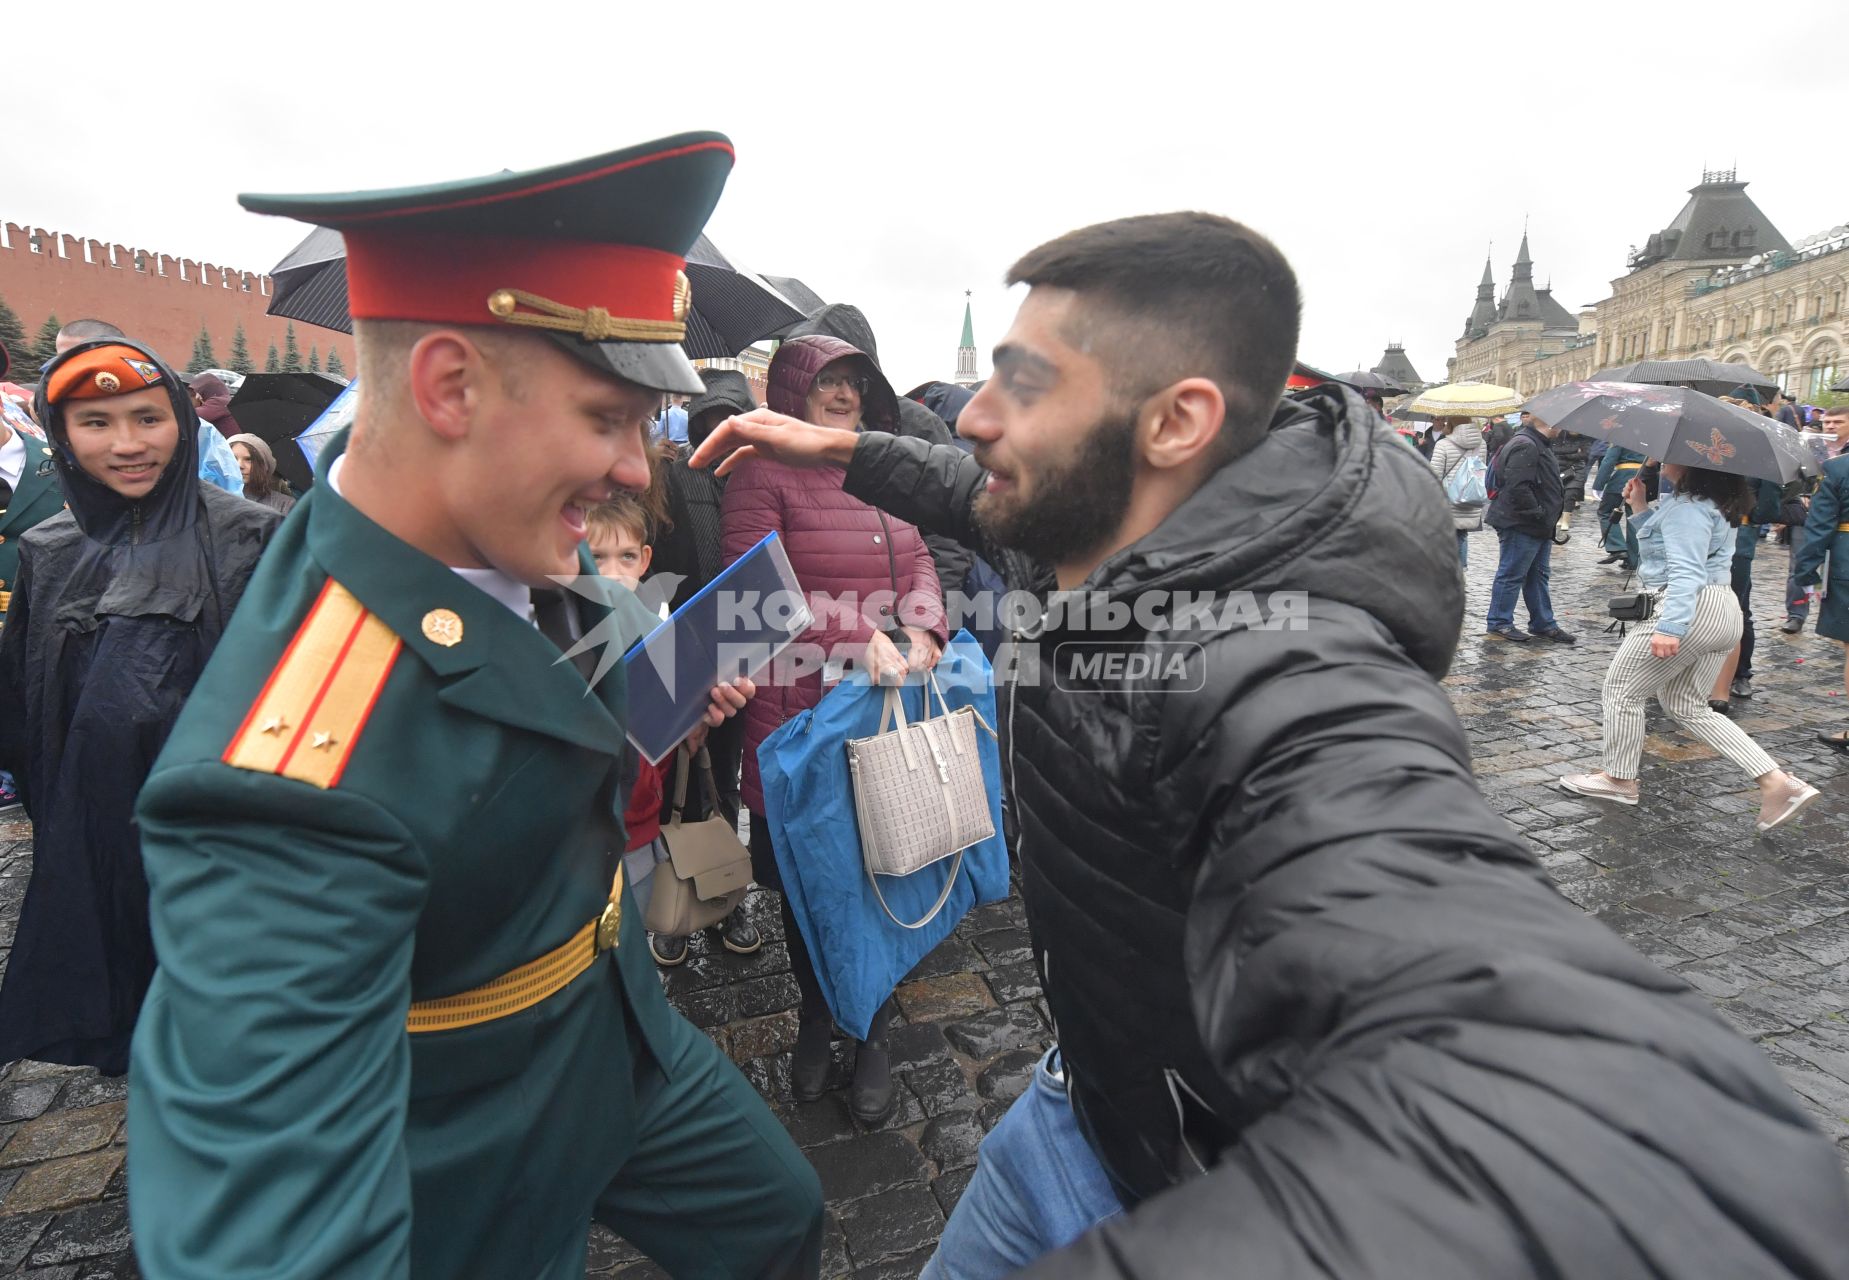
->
[[442, 336, 657, 587], [802, 359, 866, 431], [957, 288, 1140, 568], [61, 387, 181, 499]]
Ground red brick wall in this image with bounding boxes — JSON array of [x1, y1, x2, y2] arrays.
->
[[0, 223, 351, 377]]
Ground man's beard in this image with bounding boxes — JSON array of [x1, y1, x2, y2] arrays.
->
[[973, 407, 1137, 567]]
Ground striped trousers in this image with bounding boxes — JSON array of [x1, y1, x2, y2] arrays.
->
[[1602, 584, 1780, 781]]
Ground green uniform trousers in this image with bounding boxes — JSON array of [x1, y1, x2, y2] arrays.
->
[[538, 1006, 823, 1279]]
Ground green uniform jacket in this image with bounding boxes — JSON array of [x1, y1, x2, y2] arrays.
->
[[1593, 444, 1646, 496], [0, 438, 65, 609], [1794, 452, 1849, 642], [129, 436, 686, 1278]]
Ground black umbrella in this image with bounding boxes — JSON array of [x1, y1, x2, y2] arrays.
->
[[1526, 381, 1812, 483], [1388, 401, 1436, 424], [264, 228, 803, 360], [1832, 373, 1848, 394], [1587, 358, 1778, 398], [1335, 370, 1412, 395], [228, 371, 349, 492]]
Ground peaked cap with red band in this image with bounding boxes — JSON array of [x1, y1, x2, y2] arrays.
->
[[239, 131, 735, 395]]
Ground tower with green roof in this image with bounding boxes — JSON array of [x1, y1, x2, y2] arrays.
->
[[955, 292, 978, 387]]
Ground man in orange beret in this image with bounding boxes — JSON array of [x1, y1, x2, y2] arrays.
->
[[0, 338, 278, 1076]]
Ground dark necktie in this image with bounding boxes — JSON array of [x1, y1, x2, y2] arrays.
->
[[0, 473, 13, 515], [531, 587, 597, 683]]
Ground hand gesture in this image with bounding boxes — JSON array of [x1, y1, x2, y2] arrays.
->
[[1624, 476, 1648, 514], [687, 409, 859, 478]]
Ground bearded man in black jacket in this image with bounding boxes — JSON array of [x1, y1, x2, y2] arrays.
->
[[693, 213, 1848, 1280]]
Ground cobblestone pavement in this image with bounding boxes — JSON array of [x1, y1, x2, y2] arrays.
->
[[0, 517, 1844, 1277]]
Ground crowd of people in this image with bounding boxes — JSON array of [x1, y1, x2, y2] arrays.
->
[[0, 128, 1844, 1280]]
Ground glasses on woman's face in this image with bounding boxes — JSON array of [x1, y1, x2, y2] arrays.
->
[[814, 373, 870, 395]]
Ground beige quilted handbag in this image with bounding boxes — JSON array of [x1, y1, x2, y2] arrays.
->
[[845, 673, 997, 930]]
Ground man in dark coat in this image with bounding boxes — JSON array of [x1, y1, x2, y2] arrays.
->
[[694, 212, 1849, 1280], [784, 303, 974, 595], [1484, 414, 1575, 643], [0, 339, 279, 1074]]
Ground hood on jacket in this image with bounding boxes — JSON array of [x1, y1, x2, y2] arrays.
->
[[1091, 382, 1462, 678], [766, 334, 897, 433], [785, 303, 880, 364], [908, 381, 976, 435], [686, 369, 757, 450], [224, 432, 277, 490], [1444, 420, 1485, 452], [36, 338, 204, 547], [187, 371, 237, 428]]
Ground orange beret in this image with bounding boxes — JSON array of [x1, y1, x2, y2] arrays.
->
[[45, 345, 168, 406]]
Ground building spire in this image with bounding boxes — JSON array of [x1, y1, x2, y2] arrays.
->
[[955, 292, 978, 387]]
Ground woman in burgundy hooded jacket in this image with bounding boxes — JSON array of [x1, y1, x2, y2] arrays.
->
[[721, 334, 947, 1121]]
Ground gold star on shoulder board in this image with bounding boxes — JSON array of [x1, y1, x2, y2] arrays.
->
[[310, 731, 338, 751], [260, 716, 290, 736]]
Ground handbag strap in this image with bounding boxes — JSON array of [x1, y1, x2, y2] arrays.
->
[[864, 844, 965, 931], [668, 743, 723, 826]]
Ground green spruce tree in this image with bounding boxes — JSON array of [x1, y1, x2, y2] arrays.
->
[[282, 323, 304, 373], [0, 294, 29, 367], [308, 344, 321, 374], [265, 342, 280, 374], [325, 347, 346, 378], [228, 323, 254, 375], [188, 325, 221, 375], [30, 313, 61, 368]]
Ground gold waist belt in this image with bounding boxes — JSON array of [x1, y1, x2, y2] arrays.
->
[[1838, 523, 1849, 533], [406, 867, 623, 1034], [0, 591, 11, 612], [1613, 462, 1642, 471]]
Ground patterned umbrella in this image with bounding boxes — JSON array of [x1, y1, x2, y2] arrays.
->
[[1525, 381, 1813, 483], [1409, 382, 1524, 416]]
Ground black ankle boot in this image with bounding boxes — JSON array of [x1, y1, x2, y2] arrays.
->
[[848, 1001, 896, 1124], [791, 1015, 832, 1103]]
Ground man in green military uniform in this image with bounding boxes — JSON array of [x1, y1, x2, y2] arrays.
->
[[1593, 443, 1646, 568], [129, 133, 824, 1279]]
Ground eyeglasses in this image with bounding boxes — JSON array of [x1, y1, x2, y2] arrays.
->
[[814, 373, 871, 395]]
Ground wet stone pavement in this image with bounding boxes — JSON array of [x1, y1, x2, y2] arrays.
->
[[0, 517, 1845, 1277]]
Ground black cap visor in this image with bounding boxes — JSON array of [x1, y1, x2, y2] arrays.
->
[[546, 333, 705, 396]]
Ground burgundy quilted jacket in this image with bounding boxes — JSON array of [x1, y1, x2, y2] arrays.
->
[[723, 335, 945, 813]]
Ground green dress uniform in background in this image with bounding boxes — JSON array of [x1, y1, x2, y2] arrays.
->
[[1794, 452, 1849, 642], [127, 132, 824, 1280], [0, 435, 65, 617]]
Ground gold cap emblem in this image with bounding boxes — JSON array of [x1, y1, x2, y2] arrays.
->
[[94, 372, 121, 394], [421, 608, 463, 647]]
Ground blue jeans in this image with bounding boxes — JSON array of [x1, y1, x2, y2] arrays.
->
[[920, 1049, 1123, 1280], [1487, 529, 1558, 632], [1456, 529, 1470, 568]]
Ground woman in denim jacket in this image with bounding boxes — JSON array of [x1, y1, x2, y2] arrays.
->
[[1560, 463, 1819, 831]]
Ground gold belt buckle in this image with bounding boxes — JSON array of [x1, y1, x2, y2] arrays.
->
[[595, 865, 625, 952]]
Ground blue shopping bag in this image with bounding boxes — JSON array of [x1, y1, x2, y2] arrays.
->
[[758, 631, 1009, 1039]]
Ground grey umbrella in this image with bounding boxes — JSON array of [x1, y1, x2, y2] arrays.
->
[[1336, 370, 1412, 395], [1587, 358, 1778, 398], [1832, 372, 1848, 394], [1526, 381, 1813, 482]]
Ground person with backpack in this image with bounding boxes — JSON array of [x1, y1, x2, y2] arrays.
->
[[1484, 414, 1577, 643], [1429, 417, 1486, 565]]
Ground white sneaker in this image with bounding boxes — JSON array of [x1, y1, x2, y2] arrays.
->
[[1757, 782, 1820, 833], [1557, 773, 1640, 805]]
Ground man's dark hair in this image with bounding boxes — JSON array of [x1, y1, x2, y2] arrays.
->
[[59, 318, 125, 342], [1676, 464, 1754, 522], [1005, 212, 1300, 464]]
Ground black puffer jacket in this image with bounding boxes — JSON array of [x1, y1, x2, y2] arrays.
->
[[1486, 423, 1565, 539], [843, 384, 1848, 1279], [653, 370, 755, 611]]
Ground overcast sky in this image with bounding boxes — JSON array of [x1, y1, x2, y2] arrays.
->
[[7, 0, 1842, 392]]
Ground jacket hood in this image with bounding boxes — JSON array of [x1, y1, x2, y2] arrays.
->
[[224, 432, 276, 489], [36, 338, 203, 546], [911, 381, 975, 434], [767, 334, 898, 433], [686, 369, 757, 450], [1446, 420, 1485, 452], [785, 303, 880, 364], [1091, 382, 1462, 677], [187, 372, 237, 427]]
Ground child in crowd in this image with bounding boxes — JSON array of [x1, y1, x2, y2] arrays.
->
[[587, 498, 760, 967]]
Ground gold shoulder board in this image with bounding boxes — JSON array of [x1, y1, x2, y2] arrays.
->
[[223, 580, 403, 788]]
